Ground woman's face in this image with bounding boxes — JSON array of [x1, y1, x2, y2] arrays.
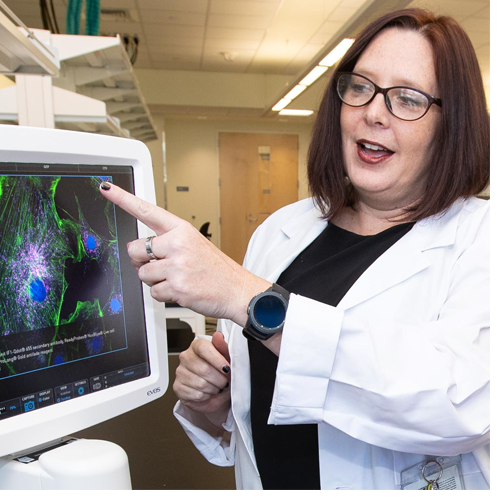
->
[[340, 28, 441, 212]]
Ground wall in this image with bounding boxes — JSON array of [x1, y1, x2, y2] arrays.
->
[[144, 114, 166, 209], [161, 117, 313, 248]]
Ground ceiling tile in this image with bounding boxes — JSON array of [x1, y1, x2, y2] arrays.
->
[[475, 43, 490, 55], [247, 61, 289, 73], [284, 62, 309, 74], [208, 14, 273, 29], [328, 5, 358, 22], [139, 10, 206, 26], [319, 19, 344, 35], [132, 54, 153, 69], [144, 24, 205, 38], [289, 43, 324, 64], [206, 26, 266, 40], [203, 48, 256, 62], [202, 53, 254, 64], [459, 17, 490, 34], [3, 1, 41, 17], [152, 60, 201, 70], [99, 21, 143, 35], [227, 0, 282, 2], [338, 0, 370, 8], [407, 0, 489, 20], [145, 36, 204, 48], [204, 38, 261, 50], [252, 37, 304, 63], [100, 0, 136, 9], [201, 61, 252, 72], [14, 15, 44, 30], [468, 32, 490, 48], [210, 0, 281, 17], [2, 0, 489, 90], [138, 0, 209, 13], [474, 6, 490, 18], [150, 53, 201, 64], [149, 46, 203, 57], [309, 28, 340, 45]]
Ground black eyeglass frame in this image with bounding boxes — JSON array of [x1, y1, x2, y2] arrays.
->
[[336, 72, 442, 121]]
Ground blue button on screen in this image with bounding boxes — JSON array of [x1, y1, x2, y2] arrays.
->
[[24, 401, 35, 412]]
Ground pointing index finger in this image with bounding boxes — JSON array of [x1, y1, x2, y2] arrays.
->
[[100, 182, 180, 235]]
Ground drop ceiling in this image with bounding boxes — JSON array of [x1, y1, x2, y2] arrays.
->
[[2, 0, 491, 120]]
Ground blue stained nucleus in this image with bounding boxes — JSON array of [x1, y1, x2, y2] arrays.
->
[[110, 298, 122, 313], [29, 279, 47, 302], [54, 355, 64, 365], [87, 235, 96, 250], [92, 335, 104, 352]]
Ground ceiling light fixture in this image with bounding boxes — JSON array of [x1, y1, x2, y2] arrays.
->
[[318, 38, 354, 67], [271, 38, 355, 114], [279, 109, 314, 116], [299, 65, 328, 86], [272, 98, 292, 111], [283, 84, 307, 100]]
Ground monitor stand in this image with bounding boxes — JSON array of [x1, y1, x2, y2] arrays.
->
[[0, 438, 132, 489]]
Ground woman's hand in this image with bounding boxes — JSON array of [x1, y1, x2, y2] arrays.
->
[[173, 332, 231, 426], [99, 182, 270, 325]]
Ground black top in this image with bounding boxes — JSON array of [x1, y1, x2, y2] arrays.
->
[[248, 221, 414, 490]]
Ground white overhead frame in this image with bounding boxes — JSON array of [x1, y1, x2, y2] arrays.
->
[[0, 1, 59, 76], [0, 26, 157, 142], [49, 32, 157, 141]]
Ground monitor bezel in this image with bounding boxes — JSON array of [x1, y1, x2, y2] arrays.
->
[[0, 125, 168, 457]]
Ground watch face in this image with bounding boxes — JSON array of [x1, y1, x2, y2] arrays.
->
[[254, 294, 286, 329]]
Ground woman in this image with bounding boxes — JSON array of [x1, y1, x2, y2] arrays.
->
[[100, 9, 489, 490]]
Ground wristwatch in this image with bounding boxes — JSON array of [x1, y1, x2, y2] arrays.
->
[[242, 283, 290, 341]]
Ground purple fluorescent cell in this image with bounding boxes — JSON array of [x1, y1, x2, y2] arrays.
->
[[87, 235, 96, 250]]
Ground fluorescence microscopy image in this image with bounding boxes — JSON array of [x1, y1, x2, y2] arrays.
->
[[0, 174, 127, 379]]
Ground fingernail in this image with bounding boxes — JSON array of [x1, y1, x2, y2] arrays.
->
[[222, 365, 230, 374], [100, 181, 111, 191]]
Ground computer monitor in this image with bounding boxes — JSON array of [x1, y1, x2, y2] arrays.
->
[[0, 125, 168, 457]]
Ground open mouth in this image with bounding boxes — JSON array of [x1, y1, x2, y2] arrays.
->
[[356, 140, 394, 164]]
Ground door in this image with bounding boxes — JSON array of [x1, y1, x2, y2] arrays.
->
[[219, 132, 299, 264]]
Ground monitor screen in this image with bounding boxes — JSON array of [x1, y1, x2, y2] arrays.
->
[[0, 162, 149, 421]]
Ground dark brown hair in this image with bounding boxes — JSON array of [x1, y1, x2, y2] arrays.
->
[[308, 8, 490, 221]]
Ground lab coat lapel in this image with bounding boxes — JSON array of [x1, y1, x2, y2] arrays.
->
[[337, 228, 430, 310], [263, 207, 327, 283], [257, 199, 461, 312], [339, 203, 461, 311]]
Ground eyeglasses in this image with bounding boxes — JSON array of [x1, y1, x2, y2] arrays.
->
[[336, 72, 442, 121]]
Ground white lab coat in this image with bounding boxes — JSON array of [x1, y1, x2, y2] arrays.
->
[[174, 196, 490, 490]]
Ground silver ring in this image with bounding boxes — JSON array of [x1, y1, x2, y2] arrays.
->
[[145, 235, 158, 260]]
